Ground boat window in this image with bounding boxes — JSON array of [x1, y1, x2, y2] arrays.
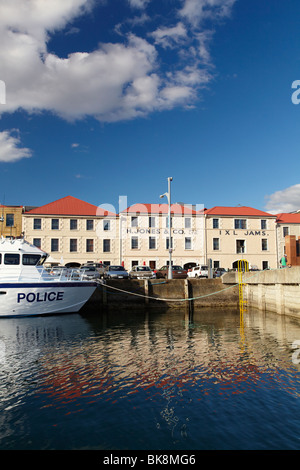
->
[[37, 255, 47, 266], [4, 254, 20, 265], [22, 254, 42, 266]]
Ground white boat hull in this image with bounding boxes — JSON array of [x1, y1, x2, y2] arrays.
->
[[0, 281, 97, 317]]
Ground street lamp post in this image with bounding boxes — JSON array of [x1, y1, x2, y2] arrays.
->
[[160, 177, 173, 279]]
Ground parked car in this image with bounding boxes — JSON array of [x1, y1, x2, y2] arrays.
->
[[81, 262, 105, 277], [187, 265, 208, 278], [79, 265, 101, 280], [155, 265, 187, 279], [213, 267, 227, 278], [129, 265, 156, 279], [103, 265, 129, 279]]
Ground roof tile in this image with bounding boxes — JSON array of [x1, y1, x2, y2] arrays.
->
[[204, 206, 275, 217], [25, 196, 116, 217]]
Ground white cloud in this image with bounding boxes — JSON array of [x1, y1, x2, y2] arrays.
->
[[264, 185, 300, 214], [0, 0, 236, 123], [179, 0, 237, 27], [0, 130, 32, 162], [150, 22, 187, 48], [128, 0, 150, 9]]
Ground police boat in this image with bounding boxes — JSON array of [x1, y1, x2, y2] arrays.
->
[[0, 238, 98, 317]]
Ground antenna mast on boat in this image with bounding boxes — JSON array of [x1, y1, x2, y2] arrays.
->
[[0, 194, 5, 236]]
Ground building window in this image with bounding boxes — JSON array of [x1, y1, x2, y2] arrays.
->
[[283, 227, 289, 237], [131, 237, 138, 250], [213, 218, 219, 229], [149, 260, 156, 270], [236, 239, 245, 254], [166, 237, 173, 249], [213, 260, 220, 268], [33, 238, 41, 248], [103, 220, 110, 231], [131, 260, 139, 268], [86, 219, 94, 231], [149, 237, 156, 249], [70, 219, 78, 230], [262, 261, 269, 270], [86, 239, 94, 252], [185, 218, 191, 229], [262, 239, 268, 251], [149, 216, 155, 228], [131, 216, 138, 227], [185, 237, 192, 250], [261, 219, 267, 230], [51, 239, 59, 252], [51, 218, 59, 230], [33, 218, 41, 230], [213, 238, 219, 250], [70, 239, 77, 252], [234, 219, 247, 229], [6, 214, 14, 227], [103, 239, 110, 252]]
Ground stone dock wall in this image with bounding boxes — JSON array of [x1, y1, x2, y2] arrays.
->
[[222, 267, 300, 320], [83, 277, 239, 312], [82, 268, 300, 320]]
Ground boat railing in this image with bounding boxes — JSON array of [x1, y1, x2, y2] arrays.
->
[[10, 267, 89, 283]]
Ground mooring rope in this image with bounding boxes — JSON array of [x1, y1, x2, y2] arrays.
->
[[98, 267, 278, 303], [98, 279, 239, 302]]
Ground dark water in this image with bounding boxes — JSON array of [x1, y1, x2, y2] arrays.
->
[[0, 307, 299, 450]]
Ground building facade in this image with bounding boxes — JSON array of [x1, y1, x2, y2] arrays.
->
[[0, 205, 23, 238], [276, 213, 300, 263], [205, 206, 278, 270], [120, 203, 205, 270], [19, 195, 300, 270], [23, 196, 118, 266]]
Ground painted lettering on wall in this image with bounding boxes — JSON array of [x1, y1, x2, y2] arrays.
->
[[17, 292, 64, 303], [126, 228, 199, 235], [220, 230, 267, 236]]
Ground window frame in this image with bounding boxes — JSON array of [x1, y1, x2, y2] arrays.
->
[[234, 219, 247, 230], [51, 238, 59, 252], [70, 238, 77, 253], [51, 218, 59, 230], [103, 239, 111, 253]]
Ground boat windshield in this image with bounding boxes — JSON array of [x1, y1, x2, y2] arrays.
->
[[22, 254, 43, 266], [37, 255, 47, 266]]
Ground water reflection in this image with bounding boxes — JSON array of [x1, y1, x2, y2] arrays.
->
[[0, 308, 299, 449]]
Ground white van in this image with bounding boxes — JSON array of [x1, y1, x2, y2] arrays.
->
[[187, 265, 208, 278]]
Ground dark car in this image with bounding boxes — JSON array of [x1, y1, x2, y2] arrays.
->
[[103, 265, 129, 279], [155, 265, 187, 279], [213, 268, 227, 278]]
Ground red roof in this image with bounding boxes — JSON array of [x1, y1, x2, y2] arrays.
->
[[276, 213, 300, 224], [25, 196, 116, 217], [205, 206, 275, 217], [122, 203, 198, 215]]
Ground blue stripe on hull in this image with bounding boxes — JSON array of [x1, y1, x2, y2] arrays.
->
[[0, 282, 98, 288]]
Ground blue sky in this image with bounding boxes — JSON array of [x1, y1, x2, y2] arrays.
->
[[0, 0, 300, 214]]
